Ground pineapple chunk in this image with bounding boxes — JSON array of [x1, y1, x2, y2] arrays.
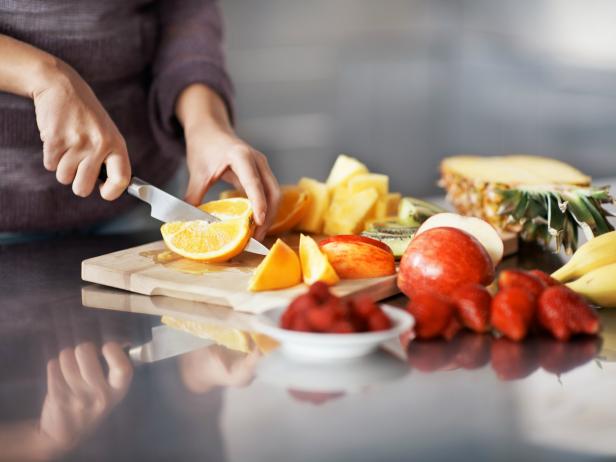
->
[[348, 173, 389, 197], [323, 188, 379, 235], [370, 192, 401, 220], [325, 154, 368, 189], [296, 177, 330, 234], [219, 189, 246, 200], [330, 184, 352, 203]]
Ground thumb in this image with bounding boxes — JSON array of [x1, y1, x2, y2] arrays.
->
[[184, 173, 211, 206]]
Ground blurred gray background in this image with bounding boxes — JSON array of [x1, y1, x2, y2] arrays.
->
[[107, 0, 616, 232], [221, 0, 616, 196]]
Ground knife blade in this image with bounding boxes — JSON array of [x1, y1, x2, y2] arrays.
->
[[128, 325, 214, 365], [99, 169, 269, 255]]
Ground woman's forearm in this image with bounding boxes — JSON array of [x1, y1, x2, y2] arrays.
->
[[175, 83, 233, 139], [0, 34, 61, 98]]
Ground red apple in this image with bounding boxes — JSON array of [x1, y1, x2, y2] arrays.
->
[[319, 235, 395, 279], [416, 213, 504, 265], [397, 227, 495, 298]]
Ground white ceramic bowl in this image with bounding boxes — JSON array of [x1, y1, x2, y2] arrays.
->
[[256, 305, 414, 362]]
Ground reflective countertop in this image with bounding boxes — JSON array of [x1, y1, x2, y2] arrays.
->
[[1, 231, 616, 462]]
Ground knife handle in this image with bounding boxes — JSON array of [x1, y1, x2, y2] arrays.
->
[[98, 165, 144, 197]]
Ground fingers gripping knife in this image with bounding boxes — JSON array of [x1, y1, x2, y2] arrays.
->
[[98, 166, 269, 255]]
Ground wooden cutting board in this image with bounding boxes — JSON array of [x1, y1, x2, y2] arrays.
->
[[81, 234, 400, 314], [81, 231, 518, 314]]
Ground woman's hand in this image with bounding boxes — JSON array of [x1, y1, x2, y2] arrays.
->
[[184, 129, 280, 240], [0, 35, 131, 200], [32, 61, 131, 200], [176, 84, 280, 241]]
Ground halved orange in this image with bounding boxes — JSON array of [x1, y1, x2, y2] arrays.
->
[[267, 186, 311, 235], [199, 197, 252, 221], [161, 217, 251, 262], [299, 234, 339, 285], [248, 238, 302, 291]]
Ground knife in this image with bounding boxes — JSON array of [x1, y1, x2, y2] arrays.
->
[[128, 325, 214, 365], [99, 168, 269, 256]]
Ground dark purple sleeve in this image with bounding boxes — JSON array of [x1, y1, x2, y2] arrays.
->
[[149, 0, 234, 156]]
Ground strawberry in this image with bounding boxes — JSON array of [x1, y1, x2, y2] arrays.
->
[[281, 293, 315, 328], [367, 310, 391, 332], [537, 336, 601, 374], [280, 311, 294, 329], [498, 269, 546, 299], [491, 287, 536, 341], [452, 283, 492, 333], [331, 320, 354, 333], [452, 331, 492, 370], [305, 305, 336, 332], [537, 285, 600, 341], [406, 291, 455, 339], [332, 300, 350, 320], [490, 337, 539, 381], [290, 313, 311, 332], [527, 269, 560, 287], [351, 295, 379, 319], [309, 281, 332, 303]]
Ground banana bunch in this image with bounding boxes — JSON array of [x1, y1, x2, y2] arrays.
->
[[552, 230, 616, 307]]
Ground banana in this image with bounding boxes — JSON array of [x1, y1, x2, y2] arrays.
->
[[566, 262, 616, 307], [552, 230, 616, 282]]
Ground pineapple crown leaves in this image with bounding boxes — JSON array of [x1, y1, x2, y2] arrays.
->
[[495, 185, 615, 253]]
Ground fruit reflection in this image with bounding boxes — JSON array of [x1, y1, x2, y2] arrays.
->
[[407, 332, 601, 381], [287, 389, 346, 406]]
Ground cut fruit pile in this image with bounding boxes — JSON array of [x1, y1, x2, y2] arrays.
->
[[247, 234, 338, 291], [220, 154, 446, 257], [248, 234, 396, 292], [440, 155, 615, 253], [280, 282, 392, 333], [395, 216, 601, 342]]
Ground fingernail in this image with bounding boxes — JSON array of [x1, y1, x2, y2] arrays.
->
[[258, 211, 266, 224]]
